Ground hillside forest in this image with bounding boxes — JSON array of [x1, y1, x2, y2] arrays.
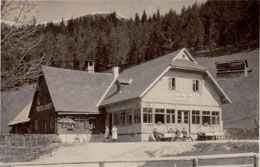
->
[[1, 0, 259, 91]]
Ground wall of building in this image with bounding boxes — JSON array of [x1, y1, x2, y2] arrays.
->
[[30, 76, 56, 134], [142, 69, 221, 106], [56, 114, 105, 135]]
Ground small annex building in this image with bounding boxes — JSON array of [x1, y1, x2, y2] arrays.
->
[[9, 48, 231, 142]]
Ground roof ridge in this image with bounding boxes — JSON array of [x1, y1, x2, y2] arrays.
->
[[120, 48, 183, 73], [42, 65, 112, 75]]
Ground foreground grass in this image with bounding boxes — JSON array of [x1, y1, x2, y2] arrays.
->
[[0, 143, 74, 163], [142, 142, 259, 167]]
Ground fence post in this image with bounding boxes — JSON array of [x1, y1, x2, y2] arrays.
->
[[23, 135, 26, 147], [99, 162, 104, 167], [36, 135, 37, 146], [5, 135, 8, 153], [254, 154, 259, 167], [173, 163, 177, 167], [193, 159, 198, 167]]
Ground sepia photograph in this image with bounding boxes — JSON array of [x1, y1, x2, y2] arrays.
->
[[0, 0, 259, 167]]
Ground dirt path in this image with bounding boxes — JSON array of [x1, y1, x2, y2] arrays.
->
[[30, 140, 258, 167]]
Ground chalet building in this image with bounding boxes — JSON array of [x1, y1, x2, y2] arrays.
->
[[9, 48, 231, 142]]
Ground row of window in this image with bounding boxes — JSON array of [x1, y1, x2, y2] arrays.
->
[[114, 109, 141, 126], [34, 119, 96, 131], [34, 119, 54, 131], [168, 77, 201, 92], [112, 108, 220, 126], [143, 108, 220, 125]]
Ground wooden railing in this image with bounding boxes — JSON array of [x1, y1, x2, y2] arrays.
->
[[0, 134, 57, 152], [0, 152, 258, 167]]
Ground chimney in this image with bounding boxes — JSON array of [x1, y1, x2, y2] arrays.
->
[[112, 67, 119, 79], [85, 60, 95, 73]]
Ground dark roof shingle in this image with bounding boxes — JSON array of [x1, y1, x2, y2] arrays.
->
[[42, 66, 113, 113]]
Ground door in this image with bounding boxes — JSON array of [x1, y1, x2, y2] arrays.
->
[[177, 110, 190, 132]]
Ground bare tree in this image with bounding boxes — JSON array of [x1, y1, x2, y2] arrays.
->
[[1, 0, 48, 92]]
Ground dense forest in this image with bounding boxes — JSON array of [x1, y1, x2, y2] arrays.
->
[[1, 0, 259, 91]]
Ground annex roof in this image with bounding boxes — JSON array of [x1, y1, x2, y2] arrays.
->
[[42, 66, 114, 113], [8, 101, 32, 126], [100, 48, 231, 106]]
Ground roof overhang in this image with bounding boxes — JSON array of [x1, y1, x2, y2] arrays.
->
[[57, 111, 101, 115], [205, 71, 232, 104], [8, 118, 31, 126]]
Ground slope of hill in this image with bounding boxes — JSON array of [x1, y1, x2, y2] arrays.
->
[[1, 85, 36, 133], [196, 49, 259, 129], [1, 49, 259, 133]]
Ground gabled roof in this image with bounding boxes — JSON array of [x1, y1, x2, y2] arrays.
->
[[8, 101, 32, 126], [42, 66, 114, 113], [100, 48, 231, 106], [100, 49, 183, 106]]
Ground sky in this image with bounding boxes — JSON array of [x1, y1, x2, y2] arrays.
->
[[32, 0, 206, 23], [2, 0, 206, 24]]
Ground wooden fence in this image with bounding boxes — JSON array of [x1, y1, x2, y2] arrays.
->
[[0, 134, 57, 152], [0, 152, 258, 167]]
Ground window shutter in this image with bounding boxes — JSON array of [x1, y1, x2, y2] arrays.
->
[[199, 80, 203, 95], [168, 77, 172, 90]]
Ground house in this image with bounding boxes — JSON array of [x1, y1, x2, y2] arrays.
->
[[9, 48, 231, 142]]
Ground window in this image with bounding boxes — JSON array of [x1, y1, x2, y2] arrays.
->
[[193, 80, 199, 92], [50, 120, 54, 129], [120, 111, 126, 125], [166, 109, 175, 124], [43, 120, 47, 130], [202, 111, 211, 125], [84, 119, 89, 129], [134, 108, 140, 124], [178, 110, 189, 124], [74, 120, 79, 129], [126, 109, 132, 125], [192, 110, 200, 124], [212, 111, 220, 125], [168, 77, 176, 90], [35, 120, 38, 131], [114, 113, 120, 125], [143, 108, 153, 123], [155, 108, 165, 124]]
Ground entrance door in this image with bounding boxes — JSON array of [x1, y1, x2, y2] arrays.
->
[[177, 110, 190, 133], [177, 110, 189, 124]]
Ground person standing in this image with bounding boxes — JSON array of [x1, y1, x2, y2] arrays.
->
[[104, 126, 110, 142], [112, 125, 118, 142]]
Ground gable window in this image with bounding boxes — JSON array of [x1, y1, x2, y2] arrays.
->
[[155, 108, 165, 124], [193, 80, 199, 92], [143, 108, 153, 123], [168, 77, 176, 90], [192, 110, 200, 124]]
